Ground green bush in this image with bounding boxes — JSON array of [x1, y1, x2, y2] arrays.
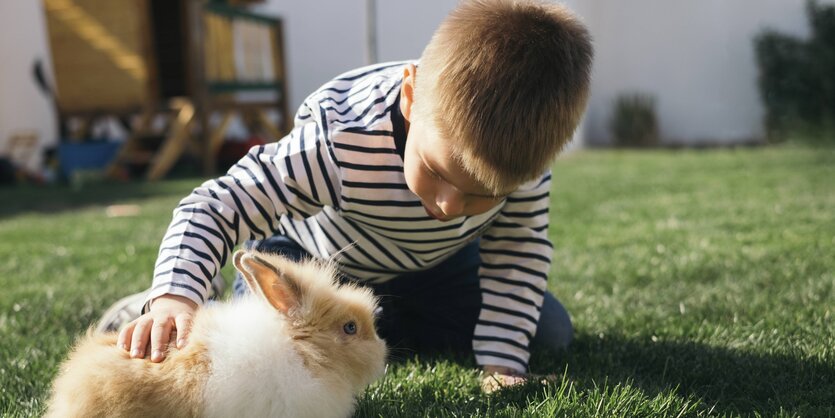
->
[[609, 93, 659, 147], [755, 0, 835, 142]]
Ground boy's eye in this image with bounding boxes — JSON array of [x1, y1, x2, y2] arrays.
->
[[343, 321, 357, 335], [423, 163, 441, 180]]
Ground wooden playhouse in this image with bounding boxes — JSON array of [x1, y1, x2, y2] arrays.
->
[[43, 0, 290, 179]]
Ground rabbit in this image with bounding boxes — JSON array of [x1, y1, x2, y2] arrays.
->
[[46, 249, 388, 418]]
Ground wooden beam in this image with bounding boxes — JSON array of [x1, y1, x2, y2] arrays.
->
[[146, 101, 195, 180], [105, 107, 155, 179], [208, 111, 234, 157], [255, 108, 282, 141]]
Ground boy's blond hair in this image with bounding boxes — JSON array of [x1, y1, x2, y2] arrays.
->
[[414, 0, 593, 194]]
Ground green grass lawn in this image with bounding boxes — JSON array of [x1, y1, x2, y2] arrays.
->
[[1, 145, 833, 417]]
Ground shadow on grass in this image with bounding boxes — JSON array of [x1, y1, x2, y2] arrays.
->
[[366, 333, 833, 416], [547, 333, 832, 416], [0, 180, 199, 220]]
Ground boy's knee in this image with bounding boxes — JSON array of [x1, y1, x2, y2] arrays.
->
[[534, 291, 573, 350]]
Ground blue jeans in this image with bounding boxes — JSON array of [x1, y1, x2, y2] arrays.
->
[[234, 235, 573, 356]]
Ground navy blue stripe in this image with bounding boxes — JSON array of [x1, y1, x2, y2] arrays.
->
[[187, 222, 230, 267], [472, 350, 527, 370], [167, 217, 189, 230], [380, 220, 487, 245], [481, 234, 552, 247], [214, 178, 266, 238], [154, 268, 209, 291], [342, 196, 422, 207], [177, 208, 235, 252], [343, 180, 409, 190], [481, 275, 545, 296], [482, 303, 538, 325], [279, 142, 296, 182], [322, 84, 387, 117], [160, 243, 214, 265], [479, 248, 550, 264], [301, 218, 321, 255], [333, 142, 397, 154], [253, 149, 314, 219], [423, 246, 464, 264], [318, 81, 373, 100], [177, 204, 234, 231], [298, 125, 320, 202], [350, 216, 465, 233], [150, 281, 205, 303], [502, 208, 549, 218], [320, 82, 374, 105], [228, 171, 275, 234], [315, 139, 340, 210], [397, 240, 462, 255], [506, 192, 549, 203], [334, 62, 405, 81], [340, 127, 395, 136], [332, 82, 400, 124], [340, 161, 402, 172], [342, 209, 433, 222], [338, 261, 402, 275], [316, 110, 342, 170], [282, 218, 306, 253], [472, 335, 529, 351], [536, 173, 552, 187], [165, 231, 222, 265], [320, 210, 388, 269], [481, 288, 540, 309], [477, 320, 534, 340], [348, 85, 403, 130], [206, 189, 241, 235], [232, 162, 278, 234], [393, 239, 422, 267], [155, 255, 213, 282], [311, 223, 359, 265], [285, 182, 323, 208], [481, 262, 548, 280], [342, 217, 408, 270], [491, 221, 548, 232]]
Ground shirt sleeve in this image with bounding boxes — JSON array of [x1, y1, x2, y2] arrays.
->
[[143, 103, 341, 312], [473, 171, 553, 373]]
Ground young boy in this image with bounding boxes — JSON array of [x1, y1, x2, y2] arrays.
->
[[105, 0, 592, 389]]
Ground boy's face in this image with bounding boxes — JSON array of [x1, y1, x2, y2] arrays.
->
[[400, 65, 509, 222]]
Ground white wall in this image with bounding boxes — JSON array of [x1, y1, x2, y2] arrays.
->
[[0, 0, 826, 171], [0, 0, 57, 172], [253, 0, 459, 113], [581, 0, 816, 144]]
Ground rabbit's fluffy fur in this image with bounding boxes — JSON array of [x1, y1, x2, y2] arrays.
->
[[46, 250, 387, 418]]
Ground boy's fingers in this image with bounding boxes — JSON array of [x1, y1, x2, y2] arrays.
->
[[149, 318, 173, 363], [130, 318, 152, 359], [480, 373, 529, 394], [174, 313, 193, 349], [117, 321, 136, 351]]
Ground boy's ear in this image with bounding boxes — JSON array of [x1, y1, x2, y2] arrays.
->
[[400, 63, 417, 122], [233, 250, 301, 315]]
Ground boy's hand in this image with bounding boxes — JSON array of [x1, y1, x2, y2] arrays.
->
[[480, 365, 555, 393], [116, 294, 198, 363]]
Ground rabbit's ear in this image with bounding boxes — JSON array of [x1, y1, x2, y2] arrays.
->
[[233, 250, 301, 315]]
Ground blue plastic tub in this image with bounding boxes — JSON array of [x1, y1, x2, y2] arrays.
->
[[57, 142, 122, 179]]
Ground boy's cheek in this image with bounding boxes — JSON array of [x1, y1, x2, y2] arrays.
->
[[403, 162, 430, 201], [465, 199, 502, 217]]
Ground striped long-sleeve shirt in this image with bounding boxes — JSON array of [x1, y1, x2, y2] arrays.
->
[[147, 61, 553, 372]]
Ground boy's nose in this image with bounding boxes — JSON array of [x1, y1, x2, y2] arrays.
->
[[436, 188, 464, 217]]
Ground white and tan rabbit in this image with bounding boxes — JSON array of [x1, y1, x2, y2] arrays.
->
[[46, 250, 388, 418]]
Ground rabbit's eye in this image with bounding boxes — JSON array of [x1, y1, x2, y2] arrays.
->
[[343, 321, 357, 335]]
